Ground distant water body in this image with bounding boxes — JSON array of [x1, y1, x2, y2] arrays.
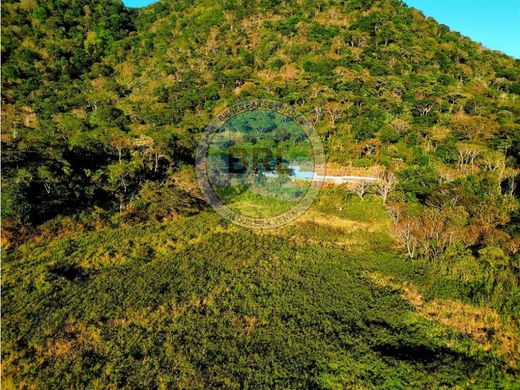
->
[[266, 166, 378, 184]]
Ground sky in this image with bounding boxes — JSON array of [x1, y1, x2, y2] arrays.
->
[[121, 0, 520, 58], [403, 0, 520, 58], [122, 0, 156, 7]]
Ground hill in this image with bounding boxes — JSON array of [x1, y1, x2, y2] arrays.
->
[[1, 0, 519, 387], [2, 0, 519, 228], [3, 192, 519, 387]]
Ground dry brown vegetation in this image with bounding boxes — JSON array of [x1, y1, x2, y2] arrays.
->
[[365, 271, 519, 369]]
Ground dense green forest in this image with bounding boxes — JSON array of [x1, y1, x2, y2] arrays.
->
[[2, 0, 519, 388]]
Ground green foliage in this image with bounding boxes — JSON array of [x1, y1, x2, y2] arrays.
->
[[3, 0, 519, 228], [302, 59, 335, 75], [1, 0, 519, 386], [3, 213, 517, 388], [307, 22, 339, 42], [398, 165, 439, 201]]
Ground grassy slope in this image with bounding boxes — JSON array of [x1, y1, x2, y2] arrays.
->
[[3, 192, 517, 388]]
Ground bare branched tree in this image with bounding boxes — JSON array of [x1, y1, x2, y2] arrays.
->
[[312, 104, 323, 126], [376, 172, 397, 204], [419, 102, 435, 116], [350, 180, 371, 200], [324, 102, 343, 126], [482, 152, 506, 180], [507, 176, 517, 196], [393, 219, 418, 259], [457, 144, 481, 170]]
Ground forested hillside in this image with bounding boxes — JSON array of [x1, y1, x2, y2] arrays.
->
[[2, 0, 519, 388], [3, 0, 519, 234]]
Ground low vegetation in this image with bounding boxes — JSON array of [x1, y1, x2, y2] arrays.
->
[[3, 191, 519, 387], [1, 0, 519, 387]]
